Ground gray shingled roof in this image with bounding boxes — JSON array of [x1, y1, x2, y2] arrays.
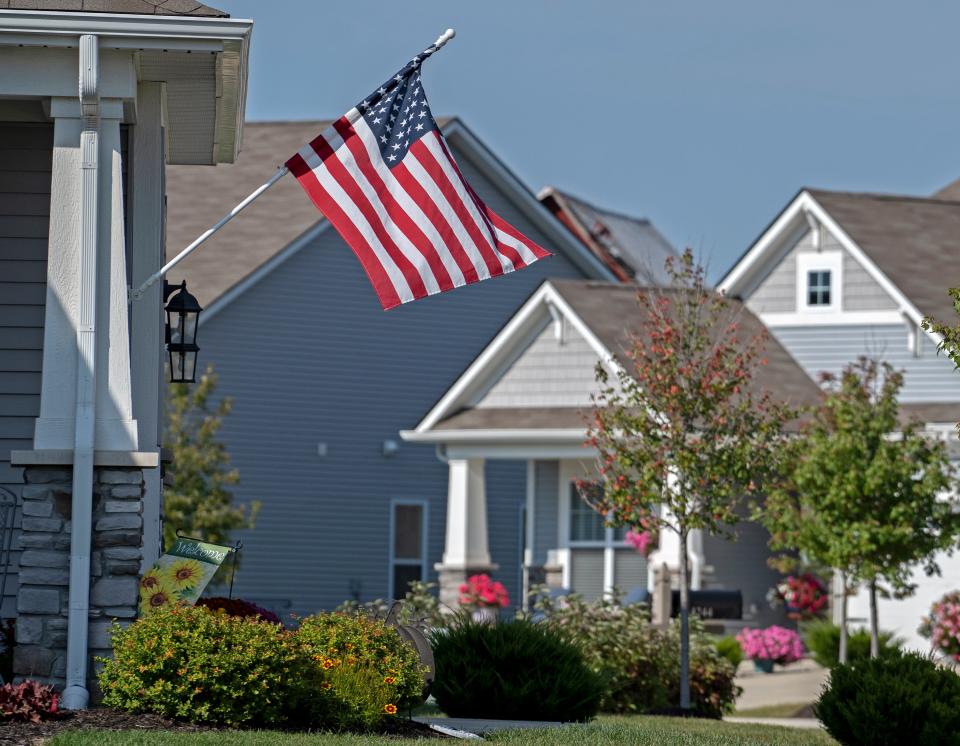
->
[[0, 0, 227, 16], [808, 189, 960, 323], [165, 121, 331, 307], [934, 178, 960, 201]]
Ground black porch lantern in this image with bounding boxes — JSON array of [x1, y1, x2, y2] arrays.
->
[[164, 280, 202, 383]]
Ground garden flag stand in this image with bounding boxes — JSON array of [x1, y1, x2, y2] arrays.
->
[[131, 28, 551, 309]]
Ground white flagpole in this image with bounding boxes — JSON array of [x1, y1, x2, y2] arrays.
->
[[130, 27, 457, 303], [129, 165, 289, 301]]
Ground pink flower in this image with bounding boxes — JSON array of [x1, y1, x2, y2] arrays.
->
[[458, 573, 510, 609], [736, 626, 804, 665]]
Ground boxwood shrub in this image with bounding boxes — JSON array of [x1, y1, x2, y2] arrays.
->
[[429, 616, 603, 722], [816, 650, 960, 745], [802, 619, 902, 668]]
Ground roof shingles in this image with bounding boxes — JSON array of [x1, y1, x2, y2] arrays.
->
[[0, 0, 227, 15]]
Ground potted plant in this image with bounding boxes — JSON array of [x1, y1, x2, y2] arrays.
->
[[771, 573, 828, 620], [458, 574, 509, 622], [919, 591, 960, 662], [736, 625, 805, 673]]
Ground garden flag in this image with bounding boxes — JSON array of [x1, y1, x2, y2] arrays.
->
[[284, 41, 552, 309], [138, 538, 232, 616]]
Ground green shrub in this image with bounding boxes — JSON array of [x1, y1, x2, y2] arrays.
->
[[430, 615, 603, 721], [293, 612, 427, 714], [535, 591, 739, 718], [802, 619, 902, 668], [98, 604, 298, 726], [816, 651, 960, 745], [714, 635, 744, 669]]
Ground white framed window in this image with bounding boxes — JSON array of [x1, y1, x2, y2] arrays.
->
[[796, 251, 842, 312], [389, 499, 428, 600]]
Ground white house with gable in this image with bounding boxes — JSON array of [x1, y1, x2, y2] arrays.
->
[[718, 186, 960, 648]]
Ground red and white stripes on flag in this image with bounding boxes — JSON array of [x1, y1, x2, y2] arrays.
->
[[285, 111, 552, 310]]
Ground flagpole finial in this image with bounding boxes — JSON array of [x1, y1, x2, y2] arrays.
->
[[433, 28, 455, 50]]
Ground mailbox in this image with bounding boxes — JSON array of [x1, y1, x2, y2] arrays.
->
[[670, 589, 742, 620]]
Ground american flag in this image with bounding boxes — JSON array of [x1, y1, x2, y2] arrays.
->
[[285, 43, 552, 309]]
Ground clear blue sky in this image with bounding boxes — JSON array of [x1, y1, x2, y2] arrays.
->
[[217, 1, 960, 278]]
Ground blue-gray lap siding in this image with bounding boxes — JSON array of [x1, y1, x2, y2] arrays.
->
[[197, 152, 590, 616], [0, 123, 52, 618]]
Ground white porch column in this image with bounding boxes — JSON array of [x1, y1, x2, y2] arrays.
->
[[435, 458, 498, 609], [34, 97, 138, 452]]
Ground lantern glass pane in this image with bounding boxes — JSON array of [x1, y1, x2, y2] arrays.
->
[[183, 350, 198, 382], [182, 312, 198, 345]]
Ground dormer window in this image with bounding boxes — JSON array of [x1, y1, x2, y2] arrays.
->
[[807, 270, 831, 306]]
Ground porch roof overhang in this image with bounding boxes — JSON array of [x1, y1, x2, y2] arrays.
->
[[0, 9, 252, 164]]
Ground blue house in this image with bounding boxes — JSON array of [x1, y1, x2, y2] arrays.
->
[[164, 119, 676, 616]]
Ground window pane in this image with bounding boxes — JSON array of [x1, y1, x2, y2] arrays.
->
[[392, 564, 422, 598], [394, 504, 423, 560], [806, 270, 831, 306], [570, 482, 606, 541]]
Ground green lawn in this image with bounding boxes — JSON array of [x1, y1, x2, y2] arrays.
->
[[50, 716, 835, 745]]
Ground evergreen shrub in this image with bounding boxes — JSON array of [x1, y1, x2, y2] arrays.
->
[[430, 616, 603, 721], [816, 651, 960, 746], [714, 635, 744, 668]]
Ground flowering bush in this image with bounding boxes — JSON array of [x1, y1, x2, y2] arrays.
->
[[919, 590, 960, 661], [293, 612, 427, 714], [772, 574, 828, 620], [0, 680, 62, 723], [196, 596, 282, 625], [99, 604, 298, 726], [736, 625, 804, 665], [458, 574, 509, 608], [535, 590, 739, 717]]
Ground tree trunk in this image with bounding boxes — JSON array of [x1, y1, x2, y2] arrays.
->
[[869, 580, 880, 659], [838, 571, 849, 665], [678, 527, 690, 710]]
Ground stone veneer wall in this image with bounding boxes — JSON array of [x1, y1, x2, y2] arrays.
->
[[14, 466, 145, 694]]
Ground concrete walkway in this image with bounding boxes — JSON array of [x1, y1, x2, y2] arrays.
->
[[415, 717, 570, 738], [735, 658, 829, 711], [727, 717, 822, 730]]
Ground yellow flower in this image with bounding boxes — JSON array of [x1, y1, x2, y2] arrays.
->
[[141, 586, 175, 613], [165, 559, 205, 591], [384, 676, 396, 685], [320, 681, 332, 690], [384, 704, 397, 715], [321, 658, 336, 670], [139, 568, 168, 597]]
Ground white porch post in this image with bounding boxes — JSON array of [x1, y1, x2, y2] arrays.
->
[[435, 458, 498, 609], [34, 97, 138, 452]]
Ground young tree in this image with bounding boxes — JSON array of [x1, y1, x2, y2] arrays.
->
[[763, 358, 959, 658], [585, 250, 793, 710], [164, 366, 260, 565]]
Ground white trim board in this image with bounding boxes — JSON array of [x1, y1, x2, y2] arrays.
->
[[718, 190, 939, 345]]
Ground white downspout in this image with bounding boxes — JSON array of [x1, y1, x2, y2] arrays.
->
[[63, 33, 99, 711]]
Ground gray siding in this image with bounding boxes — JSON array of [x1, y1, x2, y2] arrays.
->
[[771, 324, 959, 403], [532, 460, 559, 566], [702, 518, 787, 627], [749, 247, 796, 314], [198, 143, 590, 616], [476, 318, 601, 409], [843, 251, 897, 311], [0, 123, 51, 617], [747, 228, 896, 314]]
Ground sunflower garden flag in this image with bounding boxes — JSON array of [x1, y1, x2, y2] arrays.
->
[[139, 538, 232, 615]]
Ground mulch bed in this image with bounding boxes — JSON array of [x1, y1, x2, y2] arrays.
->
[[0, 709, 448, 745]]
